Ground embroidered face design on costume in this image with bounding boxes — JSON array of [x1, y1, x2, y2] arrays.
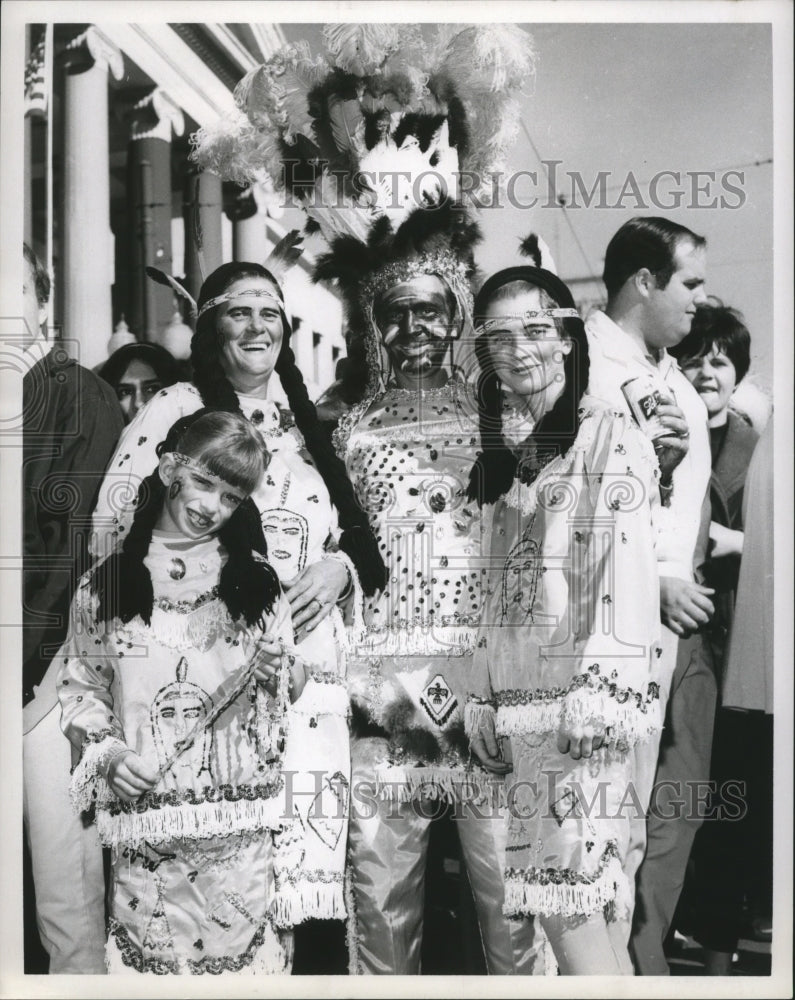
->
[[501, 528, 543, 623], [260, 508, 309, 582], [481, 287, 572, 401], [150, 657, 214, 785], [157, 453, 248, 541], [374, 274, 457, 387]]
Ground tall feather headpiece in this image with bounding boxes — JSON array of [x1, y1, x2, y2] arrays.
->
[[191, 24, 536, 395]]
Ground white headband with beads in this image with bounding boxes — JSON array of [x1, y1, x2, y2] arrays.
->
[[197, 287, 284, 318]]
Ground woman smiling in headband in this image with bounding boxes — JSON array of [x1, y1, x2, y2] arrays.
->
[[466, 255, 666, 975]]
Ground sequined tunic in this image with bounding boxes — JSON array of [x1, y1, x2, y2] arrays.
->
[[335, 381, 491, 796], [59, 534, 294, 974], [467, 400, 666, 919]]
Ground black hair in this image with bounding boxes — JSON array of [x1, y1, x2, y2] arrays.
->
[[670, 300, 751, 384], [466, 266, 590, 506], [91, 410, 280, 629], [23, 242, 50, 306], [190, 260, 387, 595], [99, 342, 180, 394], [602, 217, 706, 300]]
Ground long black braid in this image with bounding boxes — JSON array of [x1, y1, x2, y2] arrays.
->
[[191, 261, 387, 595], [91, 411, 280, 628], [466, 266, 590, 506]]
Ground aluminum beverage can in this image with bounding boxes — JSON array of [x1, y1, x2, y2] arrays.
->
[[621, 375, 675, 442]]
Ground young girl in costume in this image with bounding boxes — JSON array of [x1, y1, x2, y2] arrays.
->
[[58, 410, 307, 975], [466, 261, 665, 975]]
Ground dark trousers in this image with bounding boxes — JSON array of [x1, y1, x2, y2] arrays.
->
[[630, 631, 718, 975], [683, 707, 774, 953]]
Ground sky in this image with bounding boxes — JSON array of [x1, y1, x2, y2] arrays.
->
[[280, 21, 774, 388]]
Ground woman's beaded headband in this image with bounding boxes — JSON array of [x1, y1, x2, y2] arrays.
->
[[197, 287, 284, 318]]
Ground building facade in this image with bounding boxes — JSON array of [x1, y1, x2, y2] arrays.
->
[[24, 22, 344, 399]]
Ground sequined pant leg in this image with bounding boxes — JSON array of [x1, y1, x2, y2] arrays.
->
[[454, 800, 547, 974], [347, 740, 432, 974]]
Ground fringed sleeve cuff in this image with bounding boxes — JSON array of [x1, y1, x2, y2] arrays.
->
[[323, 550, 365, 645], [464, 697, 497, 742], [69, 734, 127, 816], [495, 666, 662, 748]]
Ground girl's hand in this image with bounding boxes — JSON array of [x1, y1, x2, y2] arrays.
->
[[107, 750, 158, 802], [556, 722, 606, 761], [284, 559, 349, 638], [249, 633, 285, 696]]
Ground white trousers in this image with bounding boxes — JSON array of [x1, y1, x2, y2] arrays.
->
[[23, 691, 106, 974]]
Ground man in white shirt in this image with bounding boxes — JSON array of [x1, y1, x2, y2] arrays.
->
[[584, 218, 717, 973]]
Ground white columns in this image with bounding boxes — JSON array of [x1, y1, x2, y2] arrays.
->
[[60, 27, 123, 368]]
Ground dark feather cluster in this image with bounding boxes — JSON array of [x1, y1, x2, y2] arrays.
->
[[519, 233, 543, 268]]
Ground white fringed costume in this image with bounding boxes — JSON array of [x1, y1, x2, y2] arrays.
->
[[59, 532, 299, 973], [92, 390, 356, 929], [466, 401, 665, 925]]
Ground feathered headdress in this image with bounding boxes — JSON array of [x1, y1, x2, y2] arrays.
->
[[191, 23, 536, 396]]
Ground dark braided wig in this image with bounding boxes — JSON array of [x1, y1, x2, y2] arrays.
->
[[466, 266, 590, 506], [91, 410, 280, 629], [190, 261, 387, 595]]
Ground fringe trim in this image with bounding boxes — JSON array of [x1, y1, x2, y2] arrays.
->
[[375, 765, 505, 807], [344, 865, 361, 975], [562, 686, 662, 746], [496, 701, 563, 738], [96, 795, 286, 848], [69, 736, 121, 815], [464, 699, 497, 741], [323, 550, 366, 647], [504, 848, 628, 920], [495, 677, 663, 748], [123, 599, 233, 651], [289, 674, 349, 718], [356, 623, 477, 658], [272, 875, 346, 927]]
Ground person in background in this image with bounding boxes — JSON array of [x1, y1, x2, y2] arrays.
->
[[581, 217, 715, 974], [98, 342, 179, 425], [20, 242, 124, 972], [670, 303, 769, 974], [671, 301, 758, 668]]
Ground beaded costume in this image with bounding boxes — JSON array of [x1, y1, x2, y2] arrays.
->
[[466, 400, 665, 922], [92, 385, 355, 925], [59, 532, 296, 974]]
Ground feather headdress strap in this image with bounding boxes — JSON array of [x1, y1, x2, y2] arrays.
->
[[145, 267, 198, 321]]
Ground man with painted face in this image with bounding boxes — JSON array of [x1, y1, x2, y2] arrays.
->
[[318, 210, 544, 975]]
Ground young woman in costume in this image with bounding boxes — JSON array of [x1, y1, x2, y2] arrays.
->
[[466, 261, 666, 975]]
